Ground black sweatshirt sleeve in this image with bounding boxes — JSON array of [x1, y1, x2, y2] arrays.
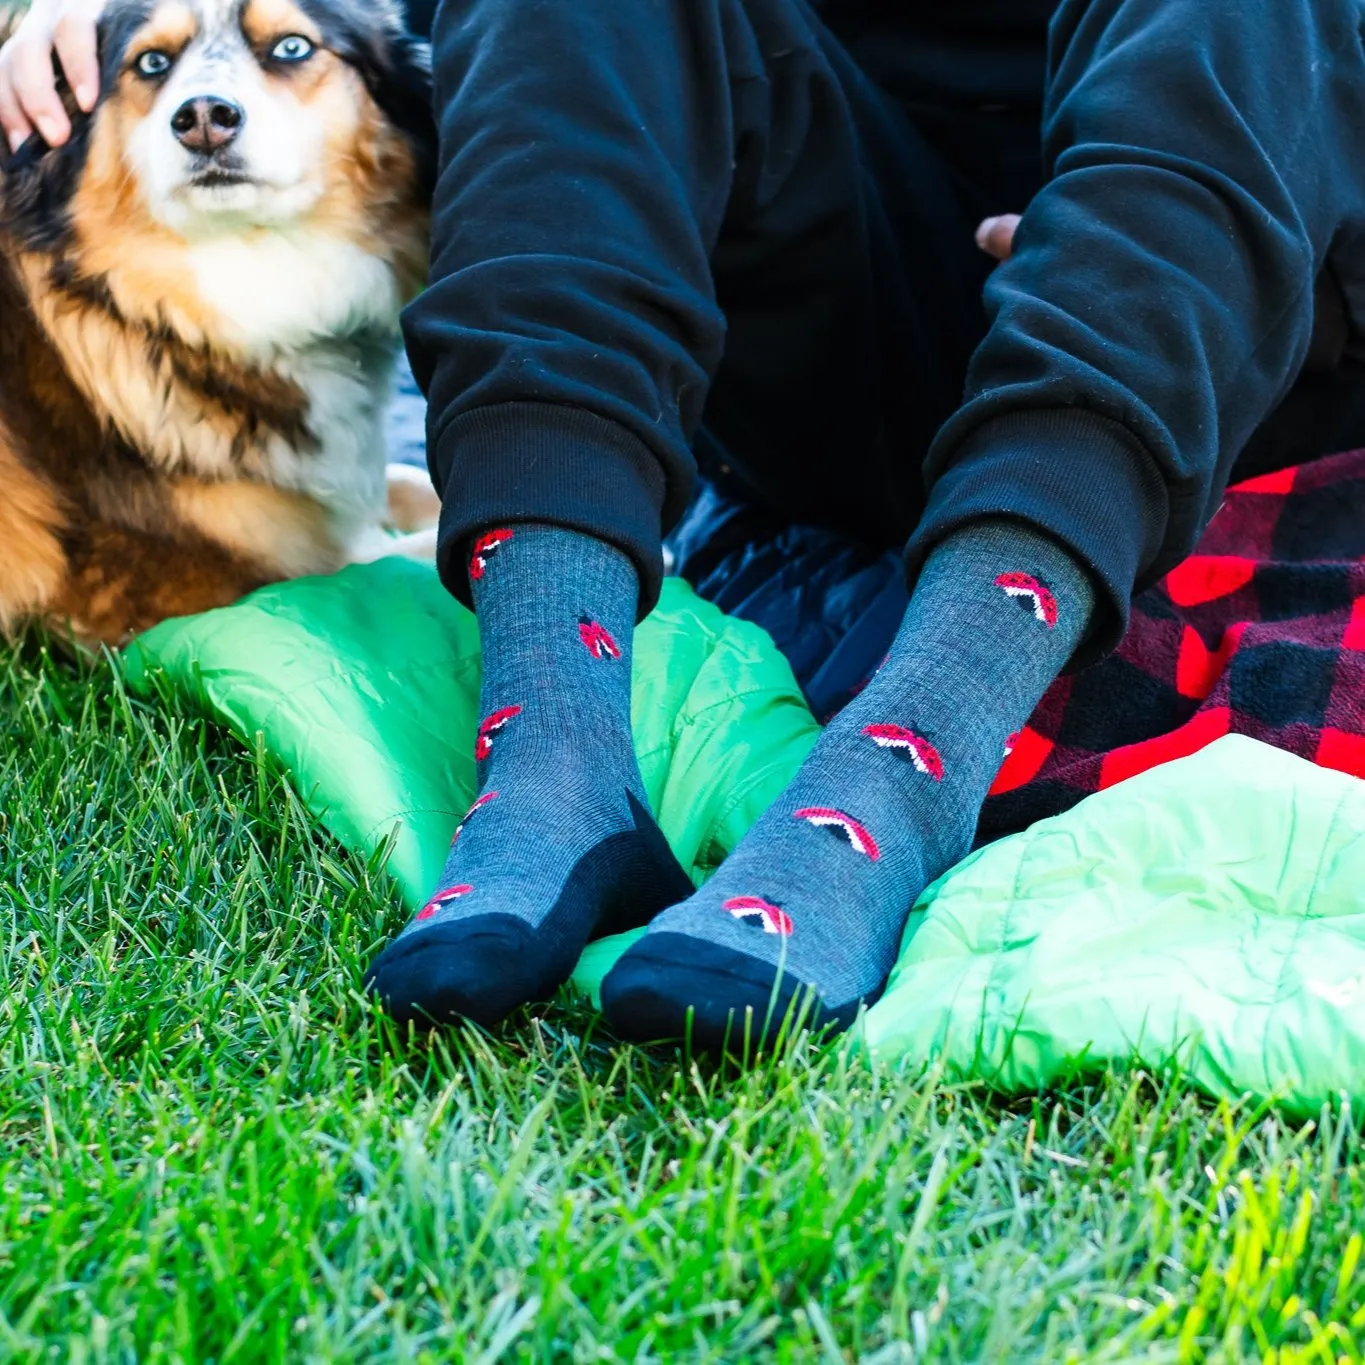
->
[[904, 0, 1365, 657], [400, 0, 736, 617]]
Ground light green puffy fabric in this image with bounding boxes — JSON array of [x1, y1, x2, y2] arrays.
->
[[124, 559, 1365, 1114], [872, 735, 1365, 1116]]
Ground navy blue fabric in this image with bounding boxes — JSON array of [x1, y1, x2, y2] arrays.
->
[[667, 476, 905, 724]]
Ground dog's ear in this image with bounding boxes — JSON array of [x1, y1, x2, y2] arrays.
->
[[298, 0, 436, 197], [0, 78, 91, 251], [374, 30, 436, 198], [1, 1, 156, 248]]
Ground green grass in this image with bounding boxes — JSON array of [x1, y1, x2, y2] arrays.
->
[[0, 642, 1362, 1363]]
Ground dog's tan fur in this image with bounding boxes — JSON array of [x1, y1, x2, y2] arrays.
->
[[0, 0, 435, 646]]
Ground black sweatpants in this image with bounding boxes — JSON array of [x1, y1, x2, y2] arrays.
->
[[402, 0, 1365, 660]]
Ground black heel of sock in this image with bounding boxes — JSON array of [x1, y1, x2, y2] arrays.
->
[[589, 790, 696, 939]]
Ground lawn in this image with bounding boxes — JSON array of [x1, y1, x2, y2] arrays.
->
[[0, 639, 1362, 1363]]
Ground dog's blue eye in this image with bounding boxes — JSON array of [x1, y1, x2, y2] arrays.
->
[[270, 35, 315, 63], [135, 50, 172, 78]]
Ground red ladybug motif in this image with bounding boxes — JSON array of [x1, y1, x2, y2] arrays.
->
[[451, 791, 498, 846], [578, 616, 621, 660], [862, 724, 945, 780], [994, 571, 1059, 627], [416, 883, 473, 920], [723, 895, 794, 936], [468, 529, 515, 580], [475, 704, 522, 762], [792, 807, 881, 860]]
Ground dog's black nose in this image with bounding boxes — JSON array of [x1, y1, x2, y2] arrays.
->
[[170, 97, 245, 154]]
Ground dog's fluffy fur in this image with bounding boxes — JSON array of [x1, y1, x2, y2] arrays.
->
[[0, 0, 437, 645]]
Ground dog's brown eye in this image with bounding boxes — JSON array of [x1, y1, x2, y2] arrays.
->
[[134, 50, 173, 79], [269, 35, 315, 64]]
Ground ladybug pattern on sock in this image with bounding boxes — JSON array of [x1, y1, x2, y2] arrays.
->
[[416, 883, 474, 920], [451, 791, 498, 846], [469, 529, 515, 580], [995, 571, 1059, 627], [792, 807, 881, 860], [578, 616, 621, 660], [475, 704, 522, 762], [723, 895, 794, 936], [863, 724, 945, 780]]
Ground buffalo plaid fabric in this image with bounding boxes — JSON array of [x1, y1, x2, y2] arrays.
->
[[979, 447, 1365, 842]]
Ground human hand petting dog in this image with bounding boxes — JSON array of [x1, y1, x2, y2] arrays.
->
[[0, 0, 103, 152]]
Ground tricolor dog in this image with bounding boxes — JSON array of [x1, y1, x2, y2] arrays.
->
[[0, 0, 437, 646]]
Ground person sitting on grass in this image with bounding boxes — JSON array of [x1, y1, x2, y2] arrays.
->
[[8, 0, 1364, 1051]]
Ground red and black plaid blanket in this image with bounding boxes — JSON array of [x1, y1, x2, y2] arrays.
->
[[981, 447, 1365, 839]]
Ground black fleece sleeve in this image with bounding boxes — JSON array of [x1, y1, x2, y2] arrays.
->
[[904, 0, 1365, 658], [399, 0, 737, 617]]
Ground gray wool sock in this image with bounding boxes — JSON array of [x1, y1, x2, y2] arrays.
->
[[601, 518, 1095, 1049], [365, 523, 693, 1029]]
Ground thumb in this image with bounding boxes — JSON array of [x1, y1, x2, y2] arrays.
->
[[975, 214, 1021, 262]]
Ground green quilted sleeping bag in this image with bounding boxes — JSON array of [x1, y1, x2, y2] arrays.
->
[[124, 558, 1365, 1115]]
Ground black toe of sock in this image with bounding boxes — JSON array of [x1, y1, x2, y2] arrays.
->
[[600, 932, 860, 1052], [364, 914, 569, 1030]]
